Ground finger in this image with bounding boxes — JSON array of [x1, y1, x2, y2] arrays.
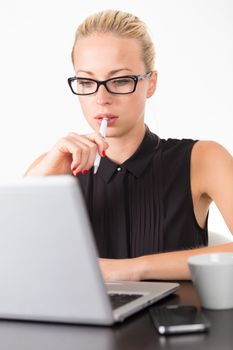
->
[[68, 133, 109, 173], [55, 137, 92, 174], [68, 135, 98, 173], [71, 141, 98, 174], [60, 132, 109, 174], [85, 133, 109, 157], [68, 132, 106, 156]]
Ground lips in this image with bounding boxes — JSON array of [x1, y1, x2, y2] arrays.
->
[[94, 113, 118, 120], [94, 113, 118, 126]]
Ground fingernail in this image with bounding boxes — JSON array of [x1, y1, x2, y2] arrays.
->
[[102, 150, 106, 157], [82, 169, 88, 175], [75, 171, 80, 177], [72, 165, 77, 171]]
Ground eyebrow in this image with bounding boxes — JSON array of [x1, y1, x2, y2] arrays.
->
[[76, 68, 133, 77]]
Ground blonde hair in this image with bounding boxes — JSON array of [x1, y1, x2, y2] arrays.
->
[[71, 10, 155, 71]]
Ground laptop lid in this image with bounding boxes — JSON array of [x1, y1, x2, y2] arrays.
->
[[0, 175, 178, 325]]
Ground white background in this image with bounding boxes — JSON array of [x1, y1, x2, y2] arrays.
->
[[0, 0, 232, 238]]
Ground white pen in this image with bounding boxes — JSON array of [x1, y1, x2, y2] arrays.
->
[[93, 117, 108, 174]]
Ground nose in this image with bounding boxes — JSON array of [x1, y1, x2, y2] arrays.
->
[[96, 84, 112, 105]]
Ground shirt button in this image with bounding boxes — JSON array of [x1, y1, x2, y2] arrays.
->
[[117, 167, 122, 172]]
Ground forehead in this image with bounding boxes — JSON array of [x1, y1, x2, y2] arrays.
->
[[73, 33, 145, 75]]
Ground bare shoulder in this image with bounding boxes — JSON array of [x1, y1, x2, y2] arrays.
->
[[191, 140, 233, 199], [192, 140, 232, 160], [192, 140, 233, 233], [192, 141, 233, 168]]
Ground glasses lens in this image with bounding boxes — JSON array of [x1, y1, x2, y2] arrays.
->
[[106, 77, 135, 94], [72, 78, 97, 95]]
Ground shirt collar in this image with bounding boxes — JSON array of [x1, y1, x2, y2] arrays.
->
[[97, 126, 160, 183]]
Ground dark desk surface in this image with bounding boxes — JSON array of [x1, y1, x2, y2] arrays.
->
[[0, 282, 232, 350]]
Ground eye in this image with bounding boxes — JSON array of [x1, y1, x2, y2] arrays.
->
[[112, 78, 133, 85], [77, 79, 95, 87]]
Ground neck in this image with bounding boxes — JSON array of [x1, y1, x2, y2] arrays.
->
[[105, 123, 146, 164]]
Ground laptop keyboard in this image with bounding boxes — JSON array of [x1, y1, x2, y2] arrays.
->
[[108, 293, 143, 310]]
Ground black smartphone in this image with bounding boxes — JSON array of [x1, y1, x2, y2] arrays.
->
[[149, 305, 210, 335]]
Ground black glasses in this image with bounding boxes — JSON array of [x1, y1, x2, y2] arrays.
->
[[67, 72, 152, 95]]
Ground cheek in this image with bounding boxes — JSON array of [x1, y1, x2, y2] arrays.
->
[[78, 97, 91, 116], [120, 98, 146, 124], [131, 90, 147, 111], [124, 86, 147, 105]]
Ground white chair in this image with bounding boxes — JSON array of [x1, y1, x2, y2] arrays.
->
[[208, 231, 233, 247]]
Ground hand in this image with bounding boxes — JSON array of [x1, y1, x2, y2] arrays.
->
[[25, 132, 109, 176], [99, 257, 143, 281]]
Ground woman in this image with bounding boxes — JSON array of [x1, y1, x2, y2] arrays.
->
[[25, 10, 233, 281]]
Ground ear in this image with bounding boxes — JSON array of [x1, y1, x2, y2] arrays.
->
[[146, 70, 157, 98]]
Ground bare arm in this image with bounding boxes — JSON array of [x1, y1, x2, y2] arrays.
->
[[99, 242, 233, 281], [99, 141, 233, 281], [192, 141, 233, 233]]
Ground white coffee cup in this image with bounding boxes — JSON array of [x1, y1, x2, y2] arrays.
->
[[188, 253, 233, 310]]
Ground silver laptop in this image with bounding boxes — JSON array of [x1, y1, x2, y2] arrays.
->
[[0, 175, 179, 325]]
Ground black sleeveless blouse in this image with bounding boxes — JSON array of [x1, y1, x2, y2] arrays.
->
[[78, 127, 208, 258]]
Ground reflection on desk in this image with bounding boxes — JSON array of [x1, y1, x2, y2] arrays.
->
[[0, 282, 232, 350]]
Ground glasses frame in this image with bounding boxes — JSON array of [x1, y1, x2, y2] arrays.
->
[[67, 71, 152, 95]]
